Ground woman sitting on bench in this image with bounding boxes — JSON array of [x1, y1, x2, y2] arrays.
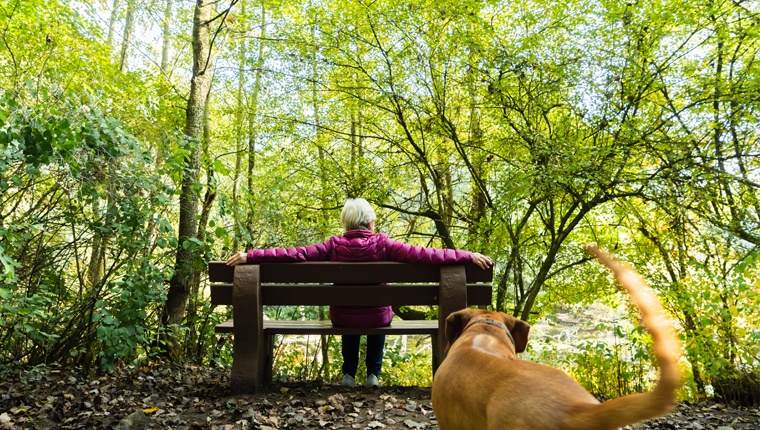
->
[[226, 198, 491, 388]]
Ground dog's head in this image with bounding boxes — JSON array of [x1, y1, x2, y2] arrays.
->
[[444, 308, 531, 354]]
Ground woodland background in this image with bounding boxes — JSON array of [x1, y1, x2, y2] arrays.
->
[[0, 0, 759, 405]]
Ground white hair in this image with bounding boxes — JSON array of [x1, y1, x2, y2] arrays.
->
[[340, 198, 376, 231]]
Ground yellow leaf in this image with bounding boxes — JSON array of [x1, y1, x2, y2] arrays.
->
[[280, 387, 289, 394], [143, 407, 158, 415]]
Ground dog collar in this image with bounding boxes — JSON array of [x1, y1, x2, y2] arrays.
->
[[467, 318, 516, 347]]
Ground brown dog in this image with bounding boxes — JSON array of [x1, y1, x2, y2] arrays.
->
[[432, 246, 682, 430]]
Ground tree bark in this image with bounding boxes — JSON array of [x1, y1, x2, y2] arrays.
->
[[245, 5, 267, 243], [106, 0, 121, 49], [87, 197, 104, 286], [118, 0, 136, 72], [161, 0, 214, 359], [231, 2, 246, 254], [160, 0, 173, 73], [466, 58, 486, 250]]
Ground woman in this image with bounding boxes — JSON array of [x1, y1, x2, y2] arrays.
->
[[226, 198, 492, 388]]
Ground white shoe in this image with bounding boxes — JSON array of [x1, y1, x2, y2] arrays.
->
[[341, 374, 356, 387], [365, 374, 381, 388]]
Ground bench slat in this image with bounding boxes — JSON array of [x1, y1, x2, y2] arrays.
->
[[209, 261, 493, 284], [210, 283, 492, 306], [215, 319, 438, 335]]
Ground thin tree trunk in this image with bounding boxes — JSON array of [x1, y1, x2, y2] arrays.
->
[[161, 0, 214, 359], [87, 197, 104, 286], [317, 308, 330, 378], [231, 2, 246, 253], [245, 5, 267, 243], [88, 186, 116, 287], [311, 19, 330, 233], [467, 58, 486, 250], [160, 0, 173, 73], [106, 0, 121, 48], [119, 0, 136, 72], [188, 86, 217, 360]]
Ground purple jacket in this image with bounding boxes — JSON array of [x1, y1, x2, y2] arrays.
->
[[246, 229, 473, 328]]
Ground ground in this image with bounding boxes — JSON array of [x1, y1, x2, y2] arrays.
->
[[1, 363, 758, 430]]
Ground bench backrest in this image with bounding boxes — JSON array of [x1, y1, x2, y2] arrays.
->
[[208, 261, 493, 307]]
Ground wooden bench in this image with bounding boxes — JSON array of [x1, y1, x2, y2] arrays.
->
[[208, 261, 493, 393]]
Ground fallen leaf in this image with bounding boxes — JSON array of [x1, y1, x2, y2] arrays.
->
[[280, 387, 290, 394], [404, 419, 427, 429], [405, 400, 417, 412], [143, 407, 158, 415]]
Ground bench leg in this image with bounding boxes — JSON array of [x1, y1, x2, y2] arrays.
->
[[264, 334, 274, 383], [431, 335, 440, 375], [435, 265, 467, 373], [231, 265, 264, 394]]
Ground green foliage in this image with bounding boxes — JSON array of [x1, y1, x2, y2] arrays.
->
[[381, 336, 433, 387], [1, 0, 759, 401], [91, 260, 171, 370], [0, 86, 177, 369], [563, 325, 653, 398]]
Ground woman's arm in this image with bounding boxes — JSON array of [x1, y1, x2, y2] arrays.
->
[[384, 238, 492, 269], [225, 240, 332, 266]]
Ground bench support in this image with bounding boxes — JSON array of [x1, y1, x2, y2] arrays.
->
[[433, 265, 467, 373], [231, 265, 264, 393]]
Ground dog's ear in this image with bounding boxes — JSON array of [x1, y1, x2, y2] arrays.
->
[[509, 318, 531, 353], [444, 308, 475, 353]]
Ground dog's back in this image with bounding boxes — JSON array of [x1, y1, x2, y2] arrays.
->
[[432, 246, 681, 430]]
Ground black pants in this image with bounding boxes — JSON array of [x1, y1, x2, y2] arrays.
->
[[341, 334, 386, 377]]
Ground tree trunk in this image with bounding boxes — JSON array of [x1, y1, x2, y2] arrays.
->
[[245, 5, 267, 244], [311, 18, 330, 235], [88, 185, 116, 287], [106, 0, 121, 49], [187, 83, 217, 360], [231, 2, 246, 254], [466, 60, 486, 250], [160, 0, 173, 73], [517, 198, 600, 320], [118, 0, 136, 72], [87, 197, 104, 286], [161, 0, 214, 359]]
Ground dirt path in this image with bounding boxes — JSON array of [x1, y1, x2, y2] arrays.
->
[[1, 364, 758, 429]]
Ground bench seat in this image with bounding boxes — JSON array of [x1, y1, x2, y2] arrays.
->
[[215, 319, 439, 335]]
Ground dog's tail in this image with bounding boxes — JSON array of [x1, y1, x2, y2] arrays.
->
[[564, 246, 682, 430]]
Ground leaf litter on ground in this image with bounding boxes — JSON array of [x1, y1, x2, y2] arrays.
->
[[0, 363, 758, 429]]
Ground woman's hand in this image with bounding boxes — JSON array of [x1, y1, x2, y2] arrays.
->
[[472, 252, 492, 269], [226, 251, 247, 266]]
